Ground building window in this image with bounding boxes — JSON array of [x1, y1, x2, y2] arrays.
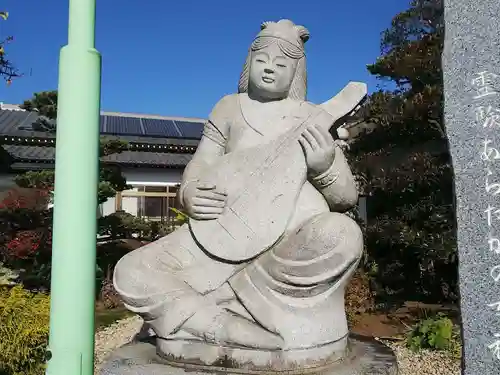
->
[[117, 185, 181, 224]]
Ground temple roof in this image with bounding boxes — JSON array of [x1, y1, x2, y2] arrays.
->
[[0, 106, 203, 169]]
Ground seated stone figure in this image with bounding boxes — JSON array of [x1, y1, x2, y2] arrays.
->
[[113, 19, 364, 366]]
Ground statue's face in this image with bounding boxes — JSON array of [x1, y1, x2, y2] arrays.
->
[[248, 42, 298, 100]]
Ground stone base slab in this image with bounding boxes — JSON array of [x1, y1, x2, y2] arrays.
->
[[99, 334, 398, 375]]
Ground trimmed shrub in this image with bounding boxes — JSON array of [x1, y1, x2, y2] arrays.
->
[[0, 285, 50, 375], [406, 313, 455, 352]]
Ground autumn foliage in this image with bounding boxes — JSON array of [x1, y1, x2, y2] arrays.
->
[[0, 188, 52, 288]]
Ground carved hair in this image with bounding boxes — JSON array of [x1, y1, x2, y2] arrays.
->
[[238, 20, 309, 100]]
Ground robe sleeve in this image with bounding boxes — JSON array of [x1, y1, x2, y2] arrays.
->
[[202, 95, 232, 146], [310, 145, 359, 212], [178, 95, 234, 206], [202, 120, 227, 147]]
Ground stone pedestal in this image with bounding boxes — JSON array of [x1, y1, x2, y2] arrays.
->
[[99, 334, 398, 375]]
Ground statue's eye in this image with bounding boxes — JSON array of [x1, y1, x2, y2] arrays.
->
[[276, 64, 286, 68], [256, 59, 266, 63]]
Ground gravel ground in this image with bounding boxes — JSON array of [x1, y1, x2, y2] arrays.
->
[[94, 316, 462, 375], [381, 339, 461, 375], [94, 315, 144, 374]]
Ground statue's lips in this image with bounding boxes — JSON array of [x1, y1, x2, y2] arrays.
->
[[262, 76, 275, 83]]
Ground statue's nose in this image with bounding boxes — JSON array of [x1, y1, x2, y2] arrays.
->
[[264, 67, 274, 74]]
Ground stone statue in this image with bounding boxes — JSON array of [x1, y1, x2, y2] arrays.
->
[[107, 19, 397, 374]]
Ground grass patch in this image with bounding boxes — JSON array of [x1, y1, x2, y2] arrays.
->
[[95, 306, 134, 331]]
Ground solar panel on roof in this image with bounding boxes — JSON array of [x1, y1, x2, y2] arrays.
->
[[105, 115, 143, 135], [175, 121, 204, 139], [99, 115, 106, 133], [142, 118, 181, 138]]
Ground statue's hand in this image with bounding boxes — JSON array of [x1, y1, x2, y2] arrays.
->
[[183, 182, 227, 220], [298, 124, 336, 177]]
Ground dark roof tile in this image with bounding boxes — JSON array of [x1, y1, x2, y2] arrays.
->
[[3, 145, 54, 160], [102, 150, 192, 167], [0, 110, 39, 134], [0, 108, 202, 167], [3, 145, 192, 167]]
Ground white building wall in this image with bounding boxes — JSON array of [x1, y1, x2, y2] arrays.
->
[[100, 167, 183, 217], [121, 187, 139, 216], [101, 197, 116, 216], [122, 168, 182, 187], [0, 168, 183, 217]]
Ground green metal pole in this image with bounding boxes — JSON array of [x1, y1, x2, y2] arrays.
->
[[46, 0, 101, 374]]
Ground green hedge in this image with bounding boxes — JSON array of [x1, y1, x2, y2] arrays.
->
[[0, 285, 50, 375]]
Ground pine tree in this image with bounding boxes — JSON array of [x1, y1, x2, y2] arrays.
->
[[349, 0, 457, 304]]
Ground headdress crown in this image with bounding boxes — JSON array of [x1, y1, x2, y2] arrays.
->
[[256, 19, 310, 49]]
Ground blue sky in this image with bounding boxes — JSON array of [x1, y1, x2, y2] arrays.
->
[[0, 0, 408, 119]]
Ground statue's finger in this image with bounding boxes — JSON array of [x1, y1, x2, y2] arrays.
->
[[193, 197, 226, 207], [192, 205, 224, 214], [309, 125, 328, 148], [213, 187, 228, 196], [298, 136, 312, 156], [197, 182, 217, 190], [316, 124, 334, 143], [302, 129, 319, 150], [192, 213, 221, 220], [196, 190, 227, 201]]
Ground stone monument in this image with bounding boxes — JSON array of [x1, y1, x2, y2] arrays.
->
[[442, 0, 500, 373], [100, 19, 398, 374]]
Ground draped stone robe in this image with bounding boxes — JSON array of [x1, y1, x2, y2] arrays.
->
[[113, 93, 363, 349]]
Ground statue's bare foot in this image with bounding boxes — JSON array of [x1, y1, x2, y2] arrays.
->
[[181, 306, 284, 349]]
